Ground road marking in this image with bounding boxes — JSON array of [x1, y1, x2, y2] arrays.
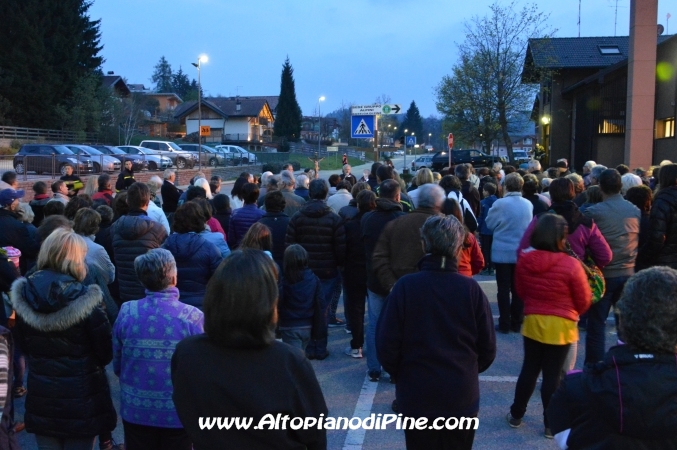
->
[[342, 374, 378, 450]]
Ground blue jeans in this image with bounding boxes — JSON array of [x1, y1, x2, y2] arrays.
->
[[585, 276, 629, 364], [366, 289, 386, 373], [306, 276, 340, 357], [279, 327, 311, 351]]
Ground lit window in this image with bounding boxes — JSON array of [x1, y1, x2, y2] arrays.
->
[[599, 45, 621, 55], [598, 119, 625, 134], [656, 117, 675, 139]]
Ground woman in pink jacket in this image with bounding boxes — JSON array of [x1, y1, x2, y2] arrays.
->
[[507, 213, 591, 439]]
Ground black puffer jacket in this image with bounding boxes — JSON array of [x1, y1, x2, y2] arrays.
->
[[286, 200, 346, 280], [11, 270, 116, 438], [258, 211, 290, 268], [0, 209, 40, 275], [111, 210, 167, 301], [547, 345, 677, 449], [638, 186, 677, 269]]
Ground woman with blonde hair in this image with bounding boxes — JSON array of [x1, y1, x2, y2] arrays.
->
[[82, 176, 98, 198], [408, 168, 434, 208], [193, 178, 213, 200], [11, 228, 117, 449]]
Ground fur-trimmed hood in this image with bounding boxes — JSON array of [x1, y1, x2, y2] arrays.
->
[[10, 271, 102, 333]]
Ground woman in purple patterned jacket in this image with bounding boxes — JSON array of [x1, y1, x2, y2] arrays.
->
[[113, 248, 204, 450]]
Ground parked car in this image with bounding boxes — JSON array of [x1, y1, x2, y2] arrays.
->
[[511, 149, 530, 165], [411, 154, 434, 171], [430, 149, 506, 171], [13, 144, 94, 176], [215, 145, 257, 164], [394, 150, 405, 156], [139, 140, 197, 169], [177, 144, 227, 167], [63, 144, 121, 174], [213, 145, 245, 165], [115, 146, 172, 171], [91, 145, 150, 172]]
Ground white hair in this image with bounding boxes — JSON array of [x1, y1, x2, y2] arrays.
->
[[193, 178, 213, 199], [260, 171, 273, 185], [583, 161, 597, 170], [296, 174, 309, 189], [621, 173, 642, 196], [527, 160, 541, 172]]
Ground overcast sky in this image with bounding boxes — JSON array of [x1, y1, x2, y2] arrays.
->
[[90, 0, 672, 117]]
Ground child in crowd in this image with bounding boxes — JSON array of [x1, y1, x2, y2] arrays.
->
[[278, 245, 324, 353], [478, 182, 498, 275]]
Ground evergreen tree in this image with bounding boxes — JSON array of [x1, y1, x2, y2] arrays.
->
[[273, 58, 302, 143], [172, 66, 192, 99], [399, 101, 424, 145], [151, 56, 174, 93], [0, 0, 103, 128]]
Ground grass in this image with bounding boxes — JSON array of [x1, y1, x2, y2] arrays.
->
[[311, 155, 365, 171]]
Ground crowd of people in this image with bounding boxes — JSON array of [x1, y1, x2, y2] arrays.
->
[[0, 155, 675, 449]]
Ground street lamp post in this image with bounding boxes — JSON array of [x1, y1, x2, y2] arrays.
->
[[318, 96, 325, 156], [411, 132, 416, 159], [403, 129, 408, 170], [191, 54, 208, 170]]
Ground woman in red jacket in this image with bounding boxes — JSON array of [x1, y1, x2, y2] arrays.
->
[[507, 213, 591, 439]]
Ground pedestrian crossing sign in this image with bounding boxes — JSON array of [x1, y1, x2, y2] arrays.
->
[[406, 136, 416, 146], [351, 115, 375, 139]]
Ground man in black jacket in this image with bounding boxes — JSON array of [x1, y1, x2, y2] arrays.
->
[[115, 160, 135, 192], [456, 163, 481, 217], [161, 169, 182, 213], [258, 191, 289, 268], [112, 183, 167, 302], [286, 179, 346, 360], [361, 179, 406, 381], [0, 189, 40, 275]]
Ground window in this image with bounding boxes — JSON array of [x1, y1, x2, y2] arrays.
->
[[599, 119, 626, 134], [470, 151, 481, 157], [599, 45, 621, 55], [656, 117, 675, 139]]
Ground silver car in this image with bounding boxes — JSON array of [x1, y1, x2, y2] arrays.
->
[[64, 144, 121, 173], [117, 146, 173, 171]]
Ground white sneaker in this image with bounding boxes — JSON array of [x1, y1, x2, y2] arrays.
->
[[344, 347, 363, 358]]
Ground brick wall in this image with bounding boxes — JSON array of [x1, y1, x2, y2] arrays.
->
[[16, 165, 261, 202]]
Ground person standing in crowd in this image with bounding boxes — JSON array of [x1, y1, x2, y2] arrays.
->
[[455, 164, 481, 217], [445, 199, 485, 277], [112, 182, 168, 302], [91, 174, 115, 207], [377, 215, 496, 450], [73, 208, 116, 285], [581, 160, 596, 187], [286, 179, 346, 359], [49, 180, 70, 205], [279, 171, 306, 217], [556, 159, 571, 177], [361, 179, 405, 381], [0, 188, 40, 275], [278, 245, 324, 351], [257, 172, 273, 200], [507, 214, 591, 439], [239, 223, 273, 256], [407, 168, 434, 209], [637, 163, 677, 270], [212, 193, 232, 233], [114, 249, 203, 450], [339, 182, 371, 221], [326, 180, 352, 214], [29, 181, 51, 227], [528, 160, 545, 182], [342, 190, 376, 359], [486, 173, 533, 334], [583, 169, 640, 364], [547, 266, 677, 448], [294, 174, 310, 201], [142, 182, 170, 235], [478, 182, 498, 275], [115, 160, 135, 192], [376, 165, 413, 212], [372, 184, 445, 294], [160, 169, 182, 214], [11, 229, 118, 450], [625, 184, 653, 252], [587, 164, 607, 187], [258, 191, 289, 268], [172, 250, 328, 450], [228, 183, 265, 250], [147, 175, 163, 209], [189, 198, 230, 259], [163, 202, 222, 309], [60, 164, 83, 197], [522, 174, 548, 216], [340, 164, 357, 186]]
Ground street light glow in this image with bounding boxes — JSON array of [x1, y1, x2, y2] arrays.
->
[[199, 54, 208, 63], [319, 96, 325, 102]]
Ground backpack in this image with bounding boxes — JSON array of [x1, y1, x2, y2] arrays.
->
[[447, 191, 478, 232]]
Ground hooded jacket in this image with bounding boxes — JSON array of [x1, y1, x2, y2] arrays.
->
[[286, 200, 346, 280], [162, 233, 223, 308], [11, 271, 116, 438], [112, 210, 167, 302], [638, 185, 677, 269], [515, 249, 591, 321], [278, 268, 324, 330], [547, 345, 677, 449]]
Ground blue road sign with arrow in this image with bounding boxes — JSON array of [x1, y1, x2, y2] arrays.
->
[[406, 136, 417, 146], [351, 115, 375, 139]]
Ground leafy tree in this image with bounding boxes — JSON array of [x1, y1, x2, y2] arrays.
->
[[399, 101, 424, 145], [151, 56, 174, 93], [0, 0, 103, 128], [437, 1, 551, 160], [273, 58, 303, 144]]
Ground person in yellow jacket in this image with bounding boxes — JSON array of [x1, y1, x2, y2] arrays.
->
[[115, 160, 135, 192]]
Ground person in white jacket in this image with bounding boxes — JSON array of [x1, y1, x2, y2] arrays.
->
[[486, 173, 533, 334]]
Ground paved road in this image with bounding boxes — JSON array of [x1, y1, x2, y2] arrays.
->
[[12, 277, 617, 449]]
